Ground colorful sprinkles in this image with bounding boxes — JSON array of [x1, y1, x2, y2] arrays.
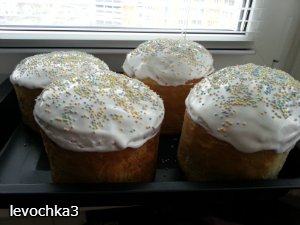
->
[[124, 38, 214, 86], [10, 51, 109, 88], [35, 70, 164, 138], [190, 63, 300, 135], [130, 39, 209, 68]]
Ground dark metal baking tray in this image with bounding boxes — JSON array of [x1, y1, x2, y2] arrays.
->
[[1, 78, 300, 207]]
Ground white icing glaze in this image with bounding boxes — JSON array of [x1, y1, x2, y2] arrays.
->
[[122, 38, 214, 86], [10, 51, 109, 89], [186, 63, 300, 153], [34, 71, 164, 152]]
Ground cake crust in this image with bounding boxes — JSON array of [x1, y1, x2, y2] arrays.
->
[[13, 85, 43, 132], [178, 112, 289, 181], [143, 78, 200, 134], [41, 130, 160, 183]]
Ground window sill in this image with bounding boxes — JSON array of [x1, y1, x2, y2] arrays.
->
[[0, 48, 255, 55], [0, 30, 254, 49]]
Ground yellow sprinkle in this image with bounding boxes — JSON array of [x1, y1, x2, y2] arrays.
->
[[217, 127, 226, 133]]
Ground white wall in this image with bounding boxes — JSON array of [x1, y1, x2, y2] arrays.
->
[[0, 0, 299, 84], [252, 0, 300, 76]]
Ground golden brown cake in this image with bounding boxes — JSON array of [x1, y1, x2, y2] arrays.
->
[[178, 64, 300, 181], [143, 78, 200, 133], [34, 71, 165, 183], [10, 51, 109, 132], [123, 38, 214, 134], [41, 130, 159, 183]]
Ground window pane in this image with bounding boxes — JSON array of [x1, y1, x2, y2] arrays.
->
[[0, 0, 246, 33]]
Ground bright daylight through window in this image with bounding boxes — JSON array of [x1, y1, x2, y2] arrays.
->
[[0, 0, 252, 35]]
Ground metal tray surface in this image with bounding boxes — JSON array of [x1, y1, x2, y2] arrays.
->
[[1, 124, 300, 189]]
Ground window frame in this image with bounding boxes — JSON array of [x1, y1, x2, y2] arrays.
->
[[0, 0, 256, 49]]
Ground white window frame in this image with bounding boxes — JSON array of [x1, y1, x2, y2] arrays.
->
[[0, 0, 257, 49]]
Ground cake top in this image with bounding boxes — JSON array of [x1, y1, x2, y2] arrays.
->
[[10, 51, 109, 89], [34, 70, 164, 152], [123, 38, 214, 86], [186, 63, 300, 153]]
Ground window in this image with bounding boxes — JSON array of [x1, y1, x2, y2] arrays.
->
[[0, 0, 255, 41]]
